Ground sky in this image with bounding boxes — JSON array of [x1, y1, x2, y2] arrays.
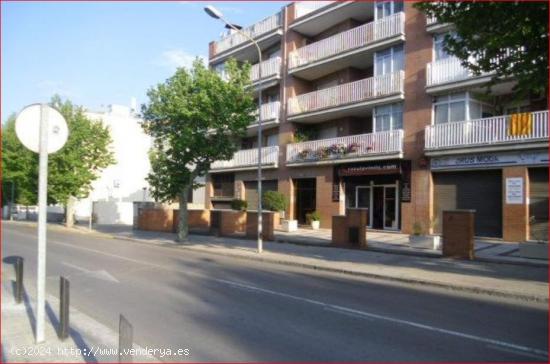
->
[[1, 1, 287, 121]]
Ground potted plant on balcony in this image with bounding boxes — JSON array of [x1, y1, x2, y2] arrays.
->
[[346, 142, 360, 156], [329, 143, 346, 158], [408, 218, 441, 250], [306, 211, 321, 230], [519, 216, 548, 259], [316, 146, 330, 160], [298, 148, 311, 161]]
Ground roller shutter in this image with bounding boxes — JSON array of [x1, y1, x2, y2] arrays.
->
[[434, 170, 502, 238], [529, 168, 548, 241]]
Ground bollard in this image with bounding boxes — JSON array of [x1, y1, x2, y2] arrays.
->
[[118, 314, 133, 363], [58, 276, 70, 340], [15, 257, 23, 304]]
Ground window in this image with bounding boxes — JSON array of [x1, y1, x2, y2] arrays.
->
[[433, 92, 494, 124], [375, 1, 404, 20], [433, 93, 466, 124], [434, 34, 451, 61], [375, 45, 404, 76], [374, 103, 403, 132]]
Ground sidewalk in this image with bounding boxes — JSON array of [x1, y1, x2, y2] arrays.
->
[[69, 223, 549, 302], [1, 257, 158, 363]]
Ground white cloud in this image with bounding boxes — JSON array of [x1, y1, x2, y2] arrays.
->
[[156, 49, 206, 71]]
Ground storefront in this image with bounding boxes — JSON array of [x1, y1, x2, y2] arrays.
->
[[430, 149, 548, 240], [338, 160, 410, 231]]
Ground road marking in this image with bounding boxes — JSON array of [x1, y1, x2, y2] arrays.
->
[[486, 344, 548, 361], [62, 262, 119, 283], [5, 227, 549, 359]]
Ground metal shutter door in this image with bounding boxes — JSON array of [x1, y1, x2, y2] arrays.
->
[[434, 171, 502, 238], [529, 168, 548, 241]]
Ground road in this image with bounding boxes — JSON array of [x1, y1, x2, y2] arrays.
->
[[2, 222, 548, 362]]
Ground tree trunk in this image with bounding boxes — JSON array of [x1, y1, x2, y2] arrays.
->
[[177, 185, 189, 243], [65, 196, 77, 228]]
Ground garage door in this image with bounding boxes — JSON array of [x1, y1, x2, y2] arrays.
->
[[529, 168, 548, 241], [244, 180, 278, 211], [434, 170, 502, 238]]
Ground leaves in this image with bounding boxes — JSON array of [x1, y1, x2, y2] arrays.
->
[[415, 1, 549, 98], [141, 58, 256, 202], [1, 96, 115, 206]]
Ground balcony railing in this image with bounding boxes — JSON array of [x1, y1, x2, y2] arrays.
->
[[287, 130, 404, 164], [287, 71, 404, 116], [250, 57, 281, 83], [289, 12, 405, 69], [294, 1, 336, 19], [426, 16, 438, 25], [425, 111, 549, 151], [213, 13, 282, 56], [252, 101, 280, 124], [211, 146, 279, 171], [427, 57, 491, 87]]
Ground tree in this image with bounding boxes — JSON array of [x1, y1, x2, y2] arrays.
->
[[1, 96, 115, 226], [414, 1, 549, 98], [141, 58, 255, 242]]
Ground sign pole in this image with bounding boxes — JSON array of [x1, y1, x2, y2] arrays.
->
[[36, 103, 49, 343]]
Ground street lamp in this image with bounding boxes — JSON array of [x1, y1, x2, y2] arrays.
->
[[205, 5, 264, 254]]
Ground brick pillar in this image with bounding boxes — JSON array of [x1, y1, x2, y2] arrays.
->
[[331, 208, 368, 249], [278, 178, 294, 220], [442, 210, 475, 260], [234, 179, 245, 201], [316, 169, 340, 229], [401, 2, 434, 235], [503, 166, 529, 242], [204, 175, 213, 210]]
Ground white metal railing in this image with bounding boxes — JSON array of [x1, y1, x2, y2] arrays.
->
[[294, 1, 336, 18], [289, 12, 405, 69], [425, 111, 549, 150], [213, 13, 282, 56], [287, 130, 404, 164], [252, 101, 280, 124], [250, 57, 281, 83], [288, 71, 404, 116], [211, 146, 279, 170], [427, 57, 490, 86], [426, 16, 438, 25]]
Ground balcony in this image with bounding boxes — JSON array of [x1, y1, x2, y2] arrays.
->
[[250, 57, 282, 91], [426, 57, 493, 93], [425, 16, 452, 33], [210, 146, 279, 172], [247, 101, 281, 135], [289, 12, 405, 80], [287, 71, 404, 123], [290, 1, 374, 38], [286, 130, 404, 166], [425, 111, 549, 155], [210, 13, 282, 62]]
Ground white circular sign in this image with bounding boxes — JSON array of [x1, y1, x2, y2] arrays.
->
[[15, 104, 69, 154]]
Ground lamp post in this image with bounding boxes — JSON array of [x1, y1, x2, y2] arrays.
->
[[205, 5, 264, 253]]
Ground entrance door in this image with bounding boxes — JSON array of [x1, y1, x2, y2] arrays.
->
[[384, 186, 398, 229], [372, 186, 384, 229], [529, 168, 548, 241], [356, 186, 371, 227], [295, 179, 316, 224]]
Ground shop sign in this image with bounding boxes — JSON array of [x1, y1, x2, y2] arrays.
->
[[505, 177, 524, 204], [338, 162, 401, 177], [431, 150, 548, 170]]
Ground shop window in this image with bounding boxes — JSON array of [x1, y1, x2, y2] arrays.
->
[[374, 103, 403, 132]]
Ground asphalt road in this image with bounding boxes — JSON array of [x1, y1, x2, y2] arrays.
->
[[2, 222, 548, 362]]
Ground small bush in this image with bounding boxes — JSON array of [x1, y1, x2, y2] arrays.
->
[[306, 211, 321, 223], [262, 191, 288, 212], [230, 199, 247, 211]]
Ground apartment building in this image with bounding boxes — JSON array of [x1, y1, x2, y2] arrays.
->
[[205, 1, 548, 241]]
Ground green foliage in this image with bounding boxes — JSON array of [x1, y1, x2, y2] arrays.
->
[[141, 58, 256, 203], [306, 211, 321, 222], [293, 127, 317, 143], [1, 96, 114, 206], [414, 2, 548, 98], [230, 199, 248, 211], [262, 191, 288, 212]]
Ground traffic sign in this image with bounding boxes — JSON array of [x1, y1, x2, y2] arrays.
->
[[15, 104, 68, 154]]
